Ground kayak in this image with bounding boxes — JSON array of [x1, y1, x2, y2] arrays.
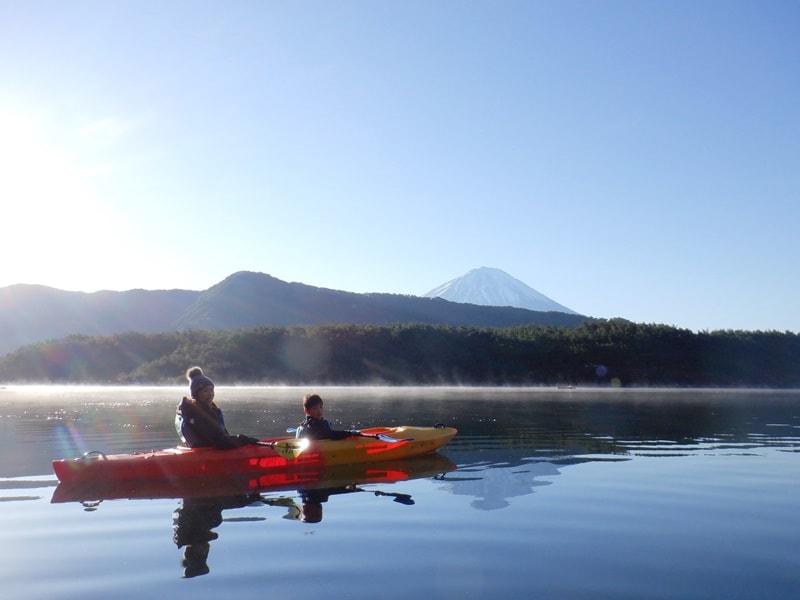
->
[[52, 425, 457, 483], [51, 453, 457, 504]]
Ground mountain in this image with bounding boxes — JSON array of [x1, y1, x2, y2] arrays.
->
[[172, 271, 587, 331], [0, 271, 589, 356], [0, 284, 198, 355], [424, 267, 577, 314]]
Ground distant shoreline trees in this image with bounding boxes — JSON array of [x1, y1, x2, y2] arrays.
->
[[0, 320, 798, 388]]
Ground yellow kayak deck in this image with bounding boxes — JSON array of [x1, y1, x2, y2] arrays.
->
[[294, 425, 457, 467]]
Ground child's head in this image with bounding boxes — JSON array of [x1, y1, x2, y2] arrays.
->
[[303, 393, 324, 418]]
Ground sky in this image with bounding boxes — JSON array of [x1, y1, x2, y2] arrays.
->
[[0, 1, 797, 333]]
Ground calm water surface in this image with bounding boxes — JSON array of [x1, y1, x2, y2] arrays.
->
[[1, 386, 799, 599]]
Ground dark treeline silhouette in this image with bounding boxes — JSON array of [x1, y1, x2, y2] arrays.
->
[[0, 320, 798, 387]]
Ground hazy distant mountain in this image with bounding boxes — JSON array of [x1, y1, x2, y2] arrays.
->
[[0, 284, 198, 355], [0, 271, 589, 355], [424, 267, 577, 314]]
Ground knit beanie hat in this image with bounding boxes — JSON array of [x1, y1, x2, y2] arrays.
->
[[187, 366, 214, 398]]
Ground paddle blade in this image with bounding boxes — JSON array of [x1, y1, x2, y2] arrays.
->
[[270, 438, 309, 460], [375, 434, 414, 443]]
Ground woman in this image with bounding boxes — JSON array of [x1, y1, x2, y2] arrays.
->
[[175, 366, 260, 449]]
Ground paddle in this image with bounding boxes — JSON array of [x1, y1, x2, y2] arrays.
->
[[344, 484, 416, 505], [373, 490, 415, 505], [285, 427, 413, 443], [257, 438, 309, 460]]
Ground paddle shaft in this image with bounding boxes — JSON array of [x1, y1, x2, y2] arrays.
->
[[285, 427, 412, 443]]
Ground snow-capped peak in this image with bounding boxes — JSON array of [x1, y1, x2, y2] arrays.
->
[[423, 267, 577, 314]]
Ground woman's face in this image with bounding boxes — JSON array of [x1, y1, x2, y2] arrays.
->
[[197, 384, 215, 404]]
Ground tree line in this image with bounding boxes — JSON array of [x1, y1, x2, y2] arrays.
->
[[0, 320, 798, 387]]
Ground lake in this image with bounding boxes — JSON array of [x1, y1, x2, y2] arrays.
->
[[1, 386, 799, 599]]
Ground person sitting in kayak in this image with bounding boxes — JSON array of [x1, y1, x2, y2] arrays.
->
[[176, 367, 260, 449], [295, 393, 361, 441]]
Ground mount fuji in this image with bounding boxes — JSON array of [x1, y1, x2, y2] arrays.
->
[[423, 267, 577, 314]]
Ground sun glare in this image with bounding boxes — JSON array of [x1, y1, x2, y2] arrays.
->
[[0, 109, 90, 218], [0, 108, 124, 290]]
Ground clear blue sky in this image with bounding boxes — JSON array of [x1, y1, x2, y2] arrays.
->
[[1, 1, 797, 332]]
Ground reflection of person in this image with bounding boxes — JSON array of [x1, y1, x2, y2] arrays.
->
[[176, 367, 260, 449], [296, 485, 415, 523], [172, 494, 260, 578], [300, 489, 331, 523], [295, 393, 361, 440]]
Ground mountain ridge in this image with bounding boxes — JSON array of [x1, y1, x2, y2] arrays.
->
[[0, 271, 588, 356]]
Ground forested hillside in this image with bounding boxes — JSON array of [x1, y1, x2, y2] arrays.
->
[[1, 320, 797, 387]]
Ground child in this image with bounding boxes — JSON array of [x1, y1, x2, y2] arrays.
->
[[176, 366, 260, 449], [295, 393, 361, 441]]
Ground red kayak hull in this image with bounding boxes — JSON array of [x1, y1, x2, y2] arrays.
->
[[52, 425, 457, 483]]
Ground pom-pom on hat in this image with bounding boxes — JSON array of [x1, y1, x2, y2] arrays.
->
[[187, 366, 214, 398]]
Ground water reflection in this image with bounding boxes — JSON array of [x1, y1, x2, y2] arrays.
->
[[49, 454, 454, 578], [445, 392, 800, 455], [173, 493, 260, 578], [4, 388, 800, 596], [440, 422, 800, 513], [439, 391, 800, 511], [170, 482, 419, 577], [297, 483, 415, 524]]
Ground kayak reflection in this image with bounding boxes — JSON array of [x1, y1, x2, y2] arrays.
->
[[51, 454, 456, 578], [51, 453, 455, 504]]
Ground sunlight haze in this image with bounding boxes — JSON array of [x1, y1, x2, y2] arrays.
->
[[0, 1, 797, 332]]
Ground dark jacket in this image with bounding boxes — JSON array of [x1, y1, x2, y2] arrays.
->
[[296, 415, 358, 441], [176, 397, 258, 449]]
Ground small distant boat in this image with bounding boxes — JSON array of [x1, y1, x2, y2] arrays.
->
[[51, 425, 458, 484]]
